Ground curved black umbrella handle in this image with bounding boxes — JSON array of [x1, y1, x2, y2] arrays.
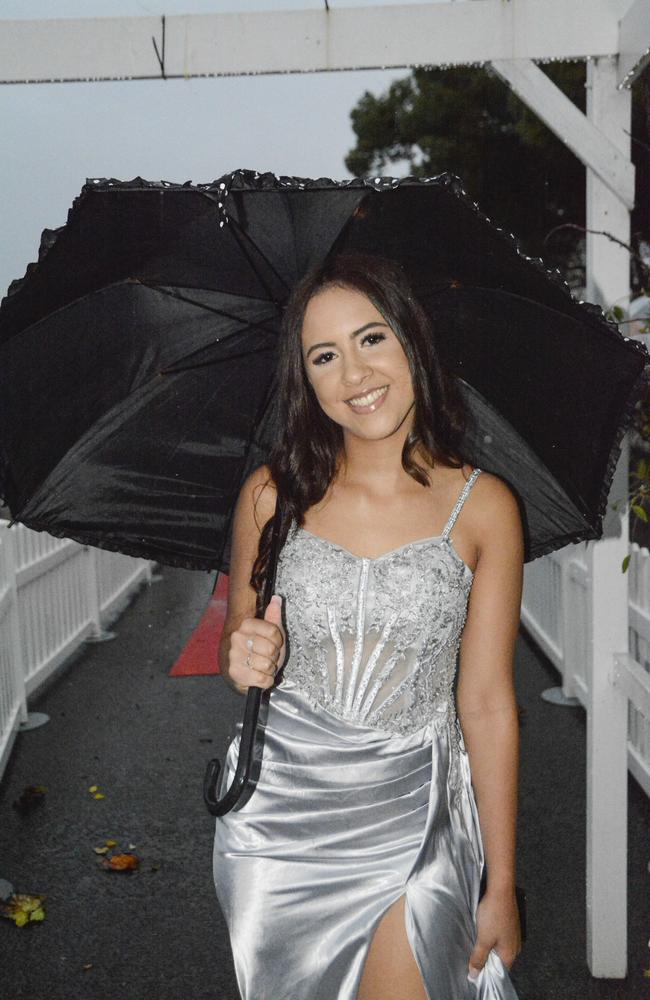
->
[[203, 684, 263, 816], [203, 493, 284, 817]]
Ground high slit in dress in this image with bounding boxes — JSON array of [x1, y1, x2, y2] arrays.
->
[[213, 467, 520, 999]]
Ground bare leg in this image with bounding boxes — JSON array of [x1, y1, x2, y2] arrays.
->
[[357, 895, 428, 1000]]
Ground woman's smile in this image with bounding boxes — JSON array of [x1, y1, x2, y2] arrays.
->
[[345, 385, 389, 413]]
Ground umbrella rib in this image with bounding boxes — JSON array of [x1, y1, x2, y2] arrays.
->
[[159, 343, 275, 374], [225, 214, 291, 305], [147, 284, 281, 338]]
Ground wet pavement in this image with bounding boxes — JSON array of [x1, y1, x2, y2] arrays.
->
[[0, 563, 648, 1000]]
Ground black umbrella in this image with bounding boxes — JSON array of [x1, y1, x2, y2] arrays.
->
[[1, 168, 647, 814]]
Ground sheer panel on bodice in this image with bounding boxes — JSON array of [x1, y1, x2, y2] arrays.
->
[[274, 469, 482, 741]]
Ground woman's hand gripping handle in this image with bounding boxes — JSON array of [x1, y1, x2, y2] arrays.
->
[[226, 595, 286, 694]]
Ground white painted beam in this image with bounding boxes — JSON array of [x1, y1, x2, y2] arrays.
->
[[490, 57, 635, 209], [618, 0, 650, 87], [0, 1, 620, 86], [0, 15, 163, 84]]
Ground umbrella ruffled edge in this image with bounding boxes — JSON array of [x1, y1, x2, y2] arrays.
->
[[3, 168, 648, 373]]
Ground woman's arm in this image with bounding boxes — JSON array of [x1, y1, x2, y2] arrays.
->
[[218, 464, 278, 691], [456, 473, 524, 972]]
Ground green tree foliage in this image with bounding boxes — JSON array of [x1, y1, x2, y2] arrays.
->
[[345, 62, 592, 267]]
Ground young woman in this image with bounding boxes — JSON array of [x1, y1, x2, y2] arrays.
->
[[213, 251, 524, 1000]]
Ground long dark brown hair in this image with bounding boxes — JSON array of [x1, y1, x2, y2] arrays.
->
[[250, 251, 471, 615]]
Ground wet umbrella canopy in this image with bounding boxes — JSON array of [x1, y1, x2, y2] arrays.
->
[[0, 168, 647, 573], [2, 168, 648, 816]]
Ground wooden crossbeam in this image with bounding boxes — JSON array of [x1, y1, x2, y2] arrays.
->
[[0, 2, 620, 85], [491, 57, 635, 209]]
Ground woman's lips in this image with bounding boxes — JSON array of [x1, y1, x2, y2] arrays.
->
[[345, 385, 389, 414]]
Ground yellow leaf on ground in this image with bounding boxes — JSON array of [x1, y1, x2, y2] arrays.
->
[[105, 839, 117, 848], [102, 853, 139, 872], [0, 893, 47, 927], [93, 846, 109, 855], [93, 793, 105, 800], [88, 785, 98, 793]]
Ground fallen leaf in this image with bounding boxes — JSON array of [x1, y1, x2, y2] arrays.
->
[[0, 893, 46, 927], [127, 843, 136, 850], [101, 853, 139, 872], [88, 785, 98, 793], [12, 785, 47, 815], [93, 793, 105, 800], [93, 846, 110, 855], [105, 839, 118, 848], [82, 963, 93, 971]]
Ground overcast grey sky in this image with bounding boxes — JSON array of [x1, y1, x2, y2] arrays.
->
[[0, 0, 418, 297]]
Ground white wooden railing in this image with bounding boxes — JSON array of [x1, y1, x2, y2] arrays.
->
[[0, 520, 154, 783], [521, 540, 650, 799]]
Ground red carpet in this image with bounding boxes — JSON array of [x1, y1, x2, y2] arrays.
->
[[169, 573, 229, 676]]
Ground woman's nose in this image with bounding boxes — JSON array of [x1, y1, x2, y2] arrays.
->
[[341, 355, 372, 383]]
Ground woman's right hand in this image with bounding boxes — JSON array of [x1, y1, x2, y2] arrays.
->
[[226, 594, 286, 694]]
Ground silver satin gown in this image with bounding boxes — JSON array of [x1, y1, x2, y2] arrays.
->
[[213, 467, 520, 1000]]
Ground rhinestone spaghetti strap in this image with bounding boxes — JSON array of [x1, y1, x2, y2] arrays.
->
[[442, 467, 482, 539]]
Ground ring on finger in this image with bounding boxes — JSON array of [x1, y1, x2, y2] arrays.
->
[[245, 653, 252, 669]]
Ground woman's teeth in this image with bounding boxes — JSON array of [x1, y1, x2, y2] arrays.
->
[[346, 386, 388, 409]]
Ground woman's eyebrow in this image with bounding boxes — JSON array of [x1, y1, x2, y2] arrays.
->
[[305, 321, 390, 359]]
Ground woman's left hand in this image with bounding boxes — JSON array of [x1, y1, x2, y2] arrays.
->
[[468, 886, 522, 979]]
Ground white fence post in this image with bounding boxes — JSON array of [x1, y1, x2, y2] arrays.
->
[[83, 545, 116, 643], [0, 525, 27, 778], [584, 449, 629, 978], [5, 529, 28, 727]]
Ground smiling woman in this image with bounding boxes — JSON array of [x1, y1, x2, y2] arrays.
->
[[212, 251, 524, 1000]]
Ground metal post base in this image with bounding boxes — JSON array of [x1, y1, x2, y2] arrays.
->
[[85, 630, 117, 643], [541, 685, 581, 706], [0, 879, 14, 901], [19, 711, 50, 731]]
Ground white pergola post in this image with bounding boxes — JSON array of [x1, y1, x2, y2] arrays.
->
[[493, 48, 635, 979], [583, 55, 632, 978]]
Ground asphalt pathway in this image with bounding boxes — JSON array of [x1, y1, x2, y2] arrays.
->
[[0, 564, 648, 1000]]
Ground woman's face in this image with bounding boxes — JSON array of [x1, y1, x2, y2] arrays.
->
[[300, 284, 416, 441]]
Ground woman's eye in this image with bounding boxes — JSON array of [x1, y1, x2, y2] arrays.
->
[[361, 332, 386, 347], [312, 351, 335, 366]]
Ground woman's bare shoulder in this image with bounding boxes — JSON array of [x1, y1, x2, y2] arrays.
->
[[471, 469, 523, 545]]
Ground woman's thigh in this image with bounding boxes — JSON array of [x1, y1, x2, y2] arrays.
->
[[357, 894, 428, 1000]]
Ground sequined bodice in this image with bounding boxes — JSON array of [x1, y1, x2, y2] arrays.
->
[[274, 469, 481, 741]]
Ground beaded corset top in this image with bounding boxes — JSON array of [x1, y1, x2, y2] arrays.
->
[[274, 468, 482, 739]]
